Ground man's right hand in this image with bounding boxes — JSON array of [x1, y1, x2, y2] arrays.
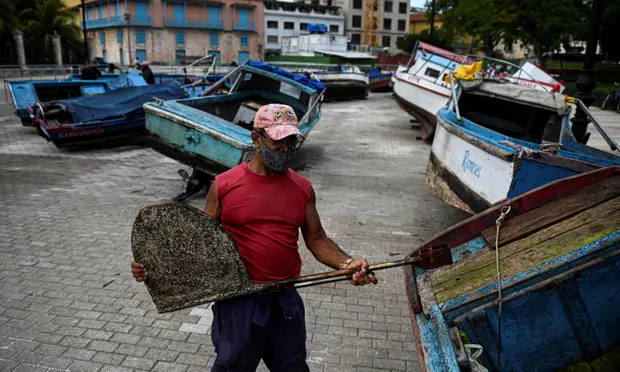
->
[[131, 261, 147, 282]]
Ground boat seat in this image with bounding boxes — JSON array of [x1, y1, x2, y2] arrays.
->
[[466, 111, 525, 137]]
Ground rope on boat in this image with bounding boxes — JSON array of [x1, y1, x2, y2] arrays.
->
[[495, 205, 511, 372]]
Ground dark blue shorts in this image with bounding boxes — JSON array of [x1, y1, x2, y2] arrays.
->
[[210, 290, 309, 372]]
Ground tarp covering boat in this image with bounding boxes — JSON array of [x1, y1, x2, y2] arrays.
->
[[247, 60, 326, 93], [58, 82, 185, 123]]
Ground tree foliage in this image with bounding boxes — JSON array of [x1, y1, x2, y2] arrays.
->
[[396, 28, 454, 54], [0, 0, 18, 37], [600, 0, 620, 61], [19, 0, 80, 51]]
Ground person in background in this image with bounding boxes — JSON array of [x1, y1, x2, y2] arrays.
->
[[134, 56, 141, 69], [80, 62, 102, 80], [107, 63, 122, 73], [140, 61, 155, 84]]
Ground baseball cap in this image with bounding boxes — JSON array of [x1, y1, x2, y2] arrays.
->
[[253, 104, 303, 141]]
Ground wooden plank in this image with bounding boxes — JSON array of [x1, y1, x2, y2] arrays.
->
[[481, 175, 620, 247], [431, 196, 620, 304]]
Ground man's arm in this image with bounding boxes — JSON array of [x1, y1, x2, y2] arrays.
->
[[204, 180, 221, 220], [301, 187, 377, 286]]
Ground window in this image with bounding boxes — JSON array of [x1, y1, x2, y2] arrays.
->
[[267, 21, 278, 29], [300, 23, 309, 31], [383, 18, 391, 30], [424, 67, 440, 78], [397, 36, 404, 45], [284, 22, 294, 30], [382, 35, 390, 47], [353, 0, 362, 9], [383, 1, 392, 12], [99, 32, 105, 46], [351, 33, 361, 44], [327, 0, 332, 5], [175, 31, 185, 46], [135, 30, 146, 45], [116, 29, 123, 44], [352, 15, 361, 28], [240, 34, 249, 48], [267, 35, 278, 43], [398, 19, 406, 31], [399, 2, 407, 13], [329, 25, 339, 33], [210, 33, 219, 47]]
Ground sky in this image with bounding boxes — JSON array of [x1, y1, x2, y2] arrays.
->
[[410, 0, 427, 8]]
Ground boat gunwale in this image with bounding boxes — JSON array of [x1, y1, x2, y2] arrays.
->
[[393, 73, 451, 98]]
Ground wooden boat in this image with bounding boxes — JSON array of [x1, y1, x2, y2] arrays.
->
[[404, 166, 620, 372], [368, 67, 393, 92], [310, 64, 368, 101], [30, 82, 186, 148], [9, 72, 147, 126], [143, 60, 326, 201], [393, 41, 472, 140], [426, 74, 620, 215]]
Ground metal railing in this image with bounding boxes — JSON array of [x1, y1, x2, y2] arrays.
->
[[233, 21, 256, 31], [164, 19, 224, 29]]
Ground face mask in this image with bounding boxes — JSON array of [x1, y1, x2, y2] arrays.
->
[[259, 137, 295, 173]]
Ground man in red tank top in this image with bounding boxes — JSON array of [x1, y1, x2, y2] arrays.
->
[[131, 104, 377, 371]]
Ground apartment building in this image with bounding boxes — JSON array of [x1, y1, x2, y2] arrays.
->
[[75, 0, 264, 65], [263, 1, 345, 55]]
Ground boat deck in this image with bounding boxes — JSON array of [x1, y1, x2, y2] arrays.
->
[[429, 173, 620, 304]]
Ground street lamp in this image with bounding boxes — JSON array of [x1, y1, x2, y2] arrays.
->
[[570, 0, 605, 144], [81, 0, 88, 63], [124, 13, 132, 67]]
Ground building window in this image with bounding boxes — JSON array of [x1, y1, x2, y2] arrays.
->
[[267, 21, 278, 29], [300, 23, 309, 31], [240, 34, 249, 48], [327, 0, 332, 5], [267, 35, 278, 43], [210, 33, 219, 47], [352, 15, 361, 28], [284, 22, 294, 30], [135, 30, 146, 45], [175, 31, 185, 46], [398, 19, 406, 31], [397, 36, 404, 45], [329, 25, 339, 33], [384, 1, 392, 12], [353, 0, 362, 9], [99, 31, 105, 46], [116, 29, 123, 44], [399, 2, 407, 13], [382, 35, 390, 47], [351, 33, 361, 44], [383, 18, 391, 30]]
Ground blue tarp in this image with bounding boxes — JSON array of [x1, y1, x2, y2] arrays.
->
[[59, 82, 185, 123], [308, 24, 328, 33], [247, 60, 326, 93]]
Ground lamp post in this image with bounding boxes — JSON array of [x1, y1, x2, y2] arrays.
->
[[429, 0, 436, 36], [124, 13, 132, 66], [81, 0, 89, 63], [570, 0, 605, 144]]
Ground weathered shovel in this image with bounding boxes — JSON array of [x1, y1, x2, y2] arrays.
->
[[131, 203, 452, 313]]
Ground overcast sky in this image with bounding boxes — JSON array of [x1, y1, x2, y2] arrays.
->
[[410, 0, 427, 8]]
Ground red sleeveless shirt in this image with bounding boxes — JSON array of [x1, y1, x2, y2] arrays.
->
[[215, 162, 312, 284]]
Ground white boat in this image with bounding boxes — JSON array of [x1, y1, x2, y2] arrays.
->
[[311, 65, 369, 101], [393, 41, 473, 140]]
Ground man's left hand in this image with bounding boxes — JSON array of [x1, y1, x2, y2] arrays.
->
[[346, 259, 379, 286]]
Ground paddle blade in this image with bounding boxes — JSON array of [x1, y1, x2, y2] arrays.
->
[[410, 244, 453, 270], [131, 203, 258, 313]]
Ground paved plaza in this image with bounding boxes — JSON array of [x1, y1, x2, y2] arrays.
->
[[0, 92, 618, 372]]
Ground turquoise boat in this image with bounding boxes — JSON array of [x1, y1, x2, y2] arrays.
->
[[143, 60, 326, 201], [404, 166, 620, 372]]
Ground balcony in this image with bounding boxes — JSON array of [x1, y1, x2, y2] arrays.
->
[[164, 19, 224, 29], [83, 15, 152, 29], [233, 21, 255, 31]]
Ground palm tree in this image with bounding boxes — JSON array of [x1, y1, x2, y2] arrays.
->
[[0, 0, 18, 37], [19, 0, 80, 55]]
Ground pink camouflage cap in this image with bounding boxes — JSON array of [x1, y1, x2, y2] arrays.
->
[[253, 104, 303, 141]]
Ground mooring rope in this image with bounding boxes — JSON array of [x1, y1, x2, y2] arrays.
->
[[495, 205, 511, 372]]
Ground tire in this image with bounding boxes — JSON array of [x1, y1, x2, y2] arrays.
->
[[601, 93, 612, 110]]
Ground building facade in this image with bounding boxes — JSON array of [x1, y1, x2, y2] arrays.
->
[[263, 1, 344, 55], [75, 0, 264, 66]]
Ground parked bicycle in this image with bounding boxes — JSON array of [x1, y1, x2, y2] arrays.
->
[[601, 82, 620, 113]]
